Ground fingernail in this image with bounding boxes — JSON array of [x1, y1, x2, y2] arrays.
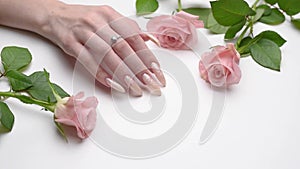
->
[[142, 73, 161, 96], [151, 62, 166, 87], [124, 76, 143, 97], [106, 78, 126, 93], [143, 32, 161, 47]]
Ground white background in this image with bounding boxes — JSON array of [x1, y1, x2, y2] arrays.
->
[[1, 0, 300, 168]]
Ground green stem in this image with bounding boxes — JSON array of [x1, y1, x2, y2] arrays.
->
[[236, 0, 261, 51], [0, 91, 55, 112], [178, 0, 182, 11], [236, 23, 251, 48], [252, 0, 260, 9]]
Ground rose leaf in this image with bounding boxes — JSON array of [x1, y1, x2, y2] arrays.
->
[[6, 70, 33, 91], [206, 12, 229, 34], [292, 18, 300, 30], [237, 36, 253, 57], [265, 0, 278, 5], [250, 39, 281, 71], [253, 8, 266, 22], [259, 8, 285, 25], [136, 0, 159, 16], [278, 0, 300, 16], [225, 20, 246, 40], [1, 46, 32, 72], [27, 71, 69, 103], [258, 5, 272, 16], [256, 31, 286, 47], [210, 0, 255, 26], [0, 102, 15, 133]]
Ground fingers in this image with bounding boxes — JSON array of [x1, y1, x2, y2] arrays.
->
[[126, 35, 166, 87], [109, 17, 166, 87], [113, 41, 162, 96], [72, 42, 126, 93], [101, 50, 144, 97], [96, 26, 161, 95], [72, 11, 165, 96], [82, 32, 143, 96], [140, 32, 161, 47]]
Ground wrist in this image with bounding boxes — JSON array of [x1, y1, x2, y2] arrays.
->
[[34, 0, 66, 40]]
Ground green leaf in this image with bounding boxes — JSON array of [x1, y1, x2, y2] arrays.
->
[[278, 0, 300, 16], [265, 0, 278, 5], [17, 95, 35, 104], [210, 0, 255, 26], [43, 69, 69, 98], [225, 20, 246, 40], [292, 18, 300, 30], [136, 0, 158, 15], [1, 46, 32, 71], [257, 31, 286, 47], [0, 102, 15, 132], [27, 71, 56, 102], [6, 70, 32, 91], [238, 36, 253, 57], [27, 71, 69, 103], [258, 5, 272, 16], [182, 8, 211, 27], [250, 39, 281, 71], [206, 12, 229, 34], [259, 8, 285, 25], [253, 8, 266, 22], [53, 83, 70, 98]]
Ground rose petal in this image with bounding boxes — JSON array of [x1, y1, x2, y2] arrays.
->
[[176, 11, 204, 28], [199, 43, 241, 87], [54, 92, 98, 139], [147, 13, 199, 50]]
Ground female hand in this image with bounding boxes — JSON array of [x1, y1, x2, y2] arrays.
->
[[39, 2, 166, 96], [0, 0, 165, 96]]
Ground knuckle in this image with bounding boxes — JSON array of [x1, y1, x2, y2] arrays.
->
[[128, 19, 139, 28], [126, 35, 142, 45], [100, 5, 114, 13], [61, 36, 76, 54], [79, 13, 97, 30]]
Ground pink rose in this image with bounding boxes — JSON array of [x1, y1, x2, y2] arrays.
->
[[175, 11, 204, 28], [147, 11, 204, 50], [199, 43, 242, 87], [54, 92, 98, 139]]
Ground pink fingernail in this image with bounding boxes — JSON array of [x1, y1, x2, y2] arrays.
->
[[151, 62, 166, 87], [106, 78, 126, 93], [142, 73, 161, 96], [124, 76, 143, 97]]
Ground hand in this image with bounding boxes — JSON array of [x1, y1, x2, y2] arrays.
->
[[39, 2, 166, 96]]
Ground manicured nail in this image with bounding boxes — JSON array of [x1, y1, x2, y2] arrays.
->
[[151, 62, 166, 87], [124, 76, 143, 97], [143, 32, 161, 47], [142, 73, 161, 96], [106, 78, 126, 93]]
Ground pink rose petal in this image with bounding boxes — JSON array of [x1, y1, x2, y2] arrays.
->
[[54, 92, 98, 139], [199, 43, 242, 87]]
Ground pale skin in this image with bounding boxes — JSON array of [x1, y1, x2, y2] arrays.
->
[[0, 0, 166, 96]]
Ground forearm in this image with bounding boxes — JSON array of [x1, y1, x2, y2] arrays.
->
[[0, 0, 63, 34]]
